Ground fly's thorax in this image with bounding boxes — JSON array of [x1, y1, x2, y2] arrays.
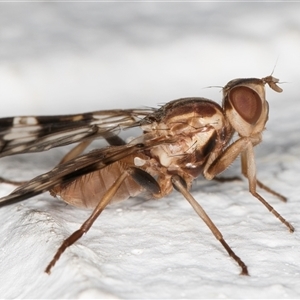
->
[[141, 98, 230, 178]]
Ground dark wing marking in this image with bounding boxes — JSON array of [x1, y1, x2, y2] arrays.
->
[[0, 142, 150, 206], [0, 109, 154, 158]]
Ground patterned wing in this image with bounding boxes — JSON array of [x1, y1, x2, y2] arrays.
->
[[0, 108, 154, 158]]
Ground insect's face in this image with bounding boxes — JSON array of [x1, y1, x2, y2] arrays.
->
[[222, 78, 270, 137]]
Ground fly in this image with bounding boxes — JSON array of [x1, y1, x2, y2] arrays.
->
[[0, 75, 292, 276]]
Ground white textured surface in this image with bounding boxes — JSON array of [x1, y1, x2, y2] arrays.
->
[[0, 3, 300, 299]]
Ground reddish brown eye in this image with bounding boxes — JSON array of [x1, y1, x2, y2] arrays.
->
[[229, 86, 262, 124]]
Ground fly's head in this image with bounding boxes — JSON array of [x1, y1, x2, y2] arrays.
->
[[222, 76, 282, 138]]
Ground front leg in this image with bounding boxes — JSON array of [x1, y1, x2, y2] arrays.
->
[[203, 136, 294, 232], [0, 177, 27, 186], [241, 151, 287, 202], [203, 136, 252, 180]]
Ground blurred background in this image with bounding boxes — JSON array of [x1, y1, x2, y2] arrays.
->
[[1, 2, 299, 117]]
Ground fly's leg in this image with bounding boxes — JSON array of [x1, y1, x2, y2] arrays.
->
[[59, 135, 126, 164], [240, 147, 293, 231], [204, 137, 294, 232], [58, 140, 93, 164], [45, 166, 160, 274], [214, 164, 286, 202], [172, 175, 249, 276], [45, 170, 130, 274], [105, 135, 126, 146], [213, 176, 242, 183], [256, 180, 287, 202], [240, 151, 287, 202], [0, 177, 27, 186]]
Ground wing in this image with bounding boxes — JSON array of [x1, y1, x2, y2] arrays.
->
[[0, 108, 155, 158], [0, 142, 149, 206]]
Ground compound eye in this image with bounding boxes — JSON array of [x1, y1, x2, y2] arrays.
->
[[229, 86, 262, 125]]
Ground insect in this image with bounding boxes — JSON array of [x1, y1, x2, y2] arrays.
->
[[0, 75, 293, 276]]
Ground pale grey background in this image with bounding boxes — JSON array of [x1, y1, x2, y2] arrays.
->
[[0, 2, 300, 299]]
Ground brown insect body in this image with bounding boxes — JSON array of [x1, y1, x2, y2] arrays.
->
[[0, 75, 293, 276], [52, 98, 232, 209], [51, 154, 144, 208]]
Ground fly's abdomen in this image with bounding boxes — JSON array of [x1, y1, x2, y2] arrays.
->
[[52, 160, 144, 209]]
